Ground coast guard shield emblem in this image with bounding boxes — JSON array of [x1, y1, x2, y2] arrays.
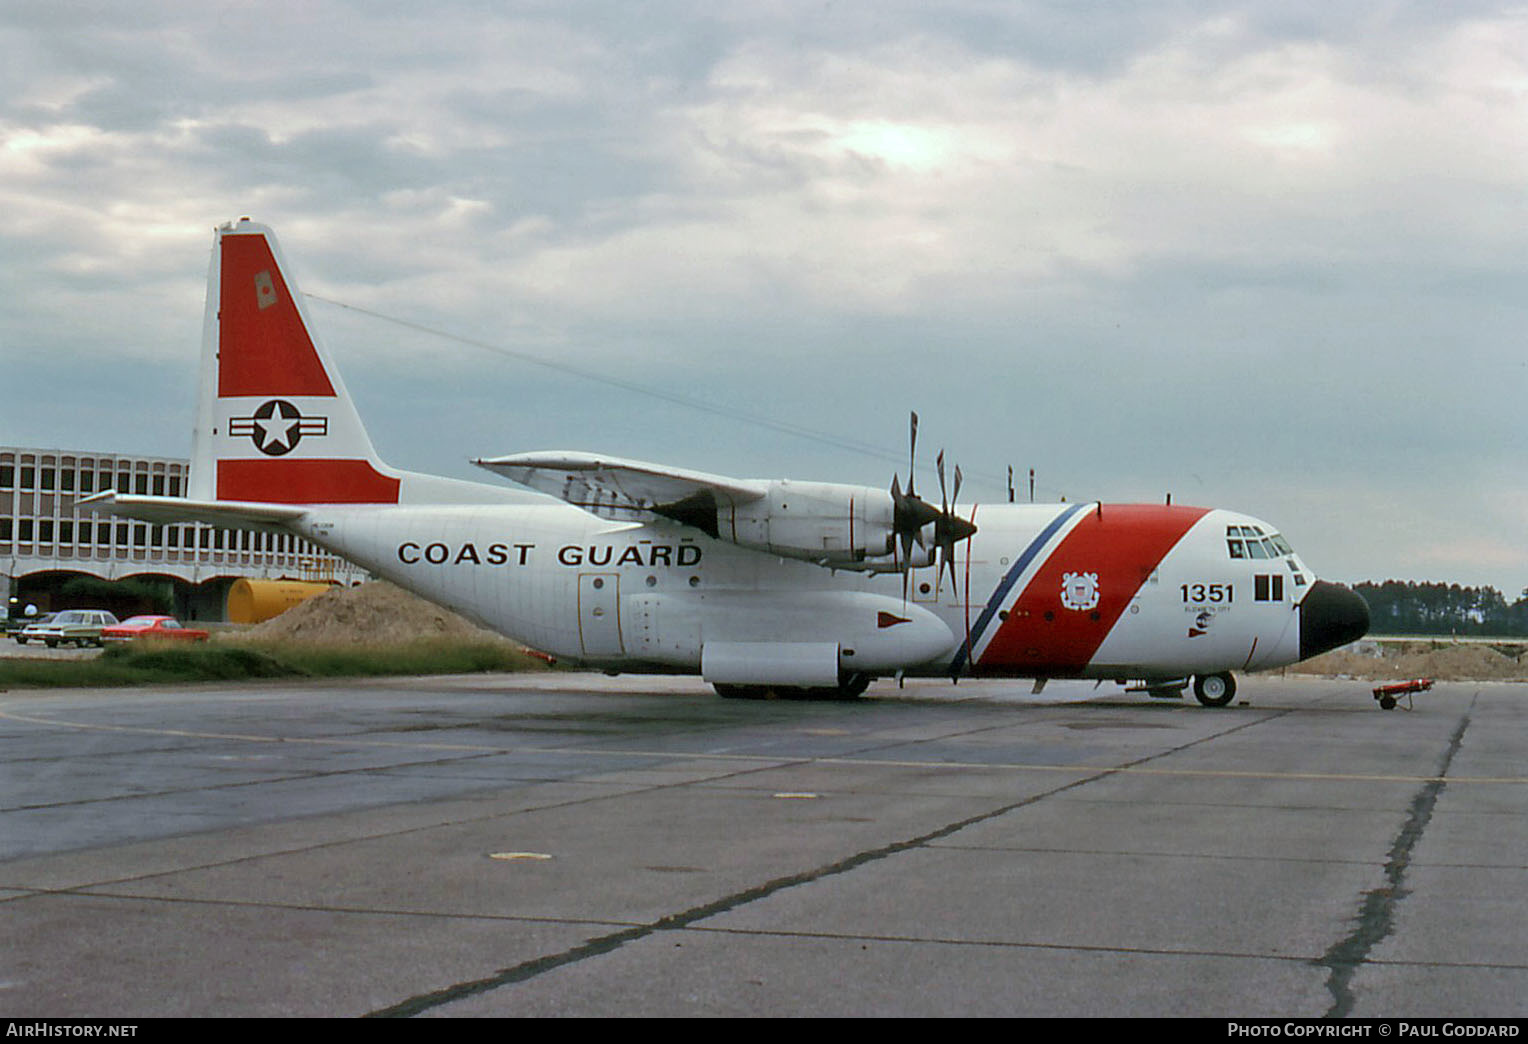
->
[[1060, 571, 1100, 611]]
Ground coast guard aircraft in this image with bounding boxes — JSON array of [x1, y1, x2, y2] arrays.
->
[[91, 219, 1369, 705]]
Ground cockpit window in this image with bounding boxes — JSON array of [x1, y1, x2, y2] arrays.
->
[[1228, 526, 1297, 562]]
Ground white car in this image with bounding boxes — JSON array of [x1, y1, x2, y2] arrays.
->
[[25, 609, 121, 648]]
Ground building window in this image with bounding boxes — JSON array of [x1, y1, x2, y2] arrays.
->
[[0, 464, 13, 488]]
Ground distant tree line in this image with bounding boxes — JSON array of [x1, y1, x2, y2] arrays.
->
[[1355, 581, 1528, 637]]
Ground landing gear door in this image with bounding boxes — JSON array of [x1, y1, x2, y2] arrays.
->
[[578, 573, 624, 657]]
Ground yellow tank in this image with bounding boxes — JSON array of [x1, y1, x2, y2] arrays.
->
[[227, 579, 334, 624]]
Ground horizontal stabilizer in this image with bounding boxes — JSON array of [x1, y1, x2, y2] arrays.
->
[[78, 491, 307, 531]]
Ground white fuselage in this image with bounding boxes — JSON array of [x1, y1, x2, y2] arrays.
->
[[294, 497, 1311, 682]]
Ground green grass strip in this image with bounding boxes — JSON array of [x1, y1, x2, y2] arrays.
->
[[0, 638, 552, 689]]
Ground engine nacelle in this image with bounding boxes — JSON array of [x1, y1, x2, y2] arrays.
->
[[852, 546, 936, 573], [721, 480, 900, 566]]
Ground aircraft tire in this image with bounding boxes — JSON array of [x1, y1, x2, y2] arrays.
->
[[714, 678, 869, 701], [835, 673, 871, 700], [1193, 672, 1236, 707], [713, 684, 770, 700]]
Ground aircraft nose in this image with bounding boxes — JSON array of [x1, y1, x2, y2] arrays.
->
[[1299, 581, 1370, 660]]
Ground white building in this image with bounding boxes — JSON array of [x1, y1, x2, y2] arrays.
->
[[1, 446, 365, 621]]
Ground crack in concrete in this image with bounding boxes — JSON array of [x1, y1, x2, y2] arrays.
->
[[367, 711, 1279, 1017], [1315, 696, 1473, 1017]]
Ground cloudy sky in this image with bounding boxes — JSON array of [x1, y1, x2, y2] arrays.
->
[[3, 1, 1526, 592]]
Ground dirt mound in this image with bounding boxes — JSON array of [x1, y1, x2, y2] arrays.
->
[[1290, 641, 1528, 681], [237, 581, 509, 646]]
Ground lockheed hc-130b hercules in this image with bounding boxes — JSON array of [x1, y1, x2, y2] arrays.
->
[[91, 220, 1369, 705]]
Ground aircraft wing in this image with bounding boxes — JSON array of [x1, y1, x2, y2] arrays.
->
[[78, 491, 308, 531], [473, 452, 766, 528]]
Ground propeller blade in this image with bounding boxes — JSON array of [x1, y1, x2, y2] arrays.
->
[[887, 411, 966, 593], [932, 459, 977, 589], [907, 411, 919, 498]]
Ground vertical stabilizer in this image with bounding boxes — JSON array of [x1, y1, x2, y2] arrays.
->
[[188, 219, 527, 507], [190, 219, 402, 504]]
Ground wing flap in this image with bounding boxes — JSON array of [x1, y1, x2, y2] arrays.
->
[[473, 452, 766, 521]]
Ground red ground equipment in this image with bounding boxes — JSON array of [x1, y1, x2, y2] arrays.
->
[[1371, 677, 1432, 711]]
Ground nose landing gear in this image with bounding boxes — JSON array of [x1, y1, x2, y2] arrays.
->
[[1193, 671, 1237, 707]]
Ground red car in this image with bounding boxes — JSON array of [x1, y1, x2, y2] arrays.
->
[[100, 616, 211, 644]]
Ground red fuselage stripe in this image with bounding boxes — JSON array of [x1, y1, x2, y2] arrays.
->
[[976, 504, 1209, 675]]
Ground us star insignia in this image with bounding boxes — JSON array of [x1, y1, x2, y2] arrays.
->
[[229, 399, 329, 456]]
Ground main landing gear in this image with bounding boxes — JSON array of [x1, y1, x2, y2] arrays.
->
[[714, 672, 872, 701], [1192, 671, 1237, 707]]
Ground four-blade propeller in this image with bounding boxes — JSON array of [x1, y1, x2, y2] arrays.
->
[[934, 450, 979, 588], [889, 412, 979, 595]]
